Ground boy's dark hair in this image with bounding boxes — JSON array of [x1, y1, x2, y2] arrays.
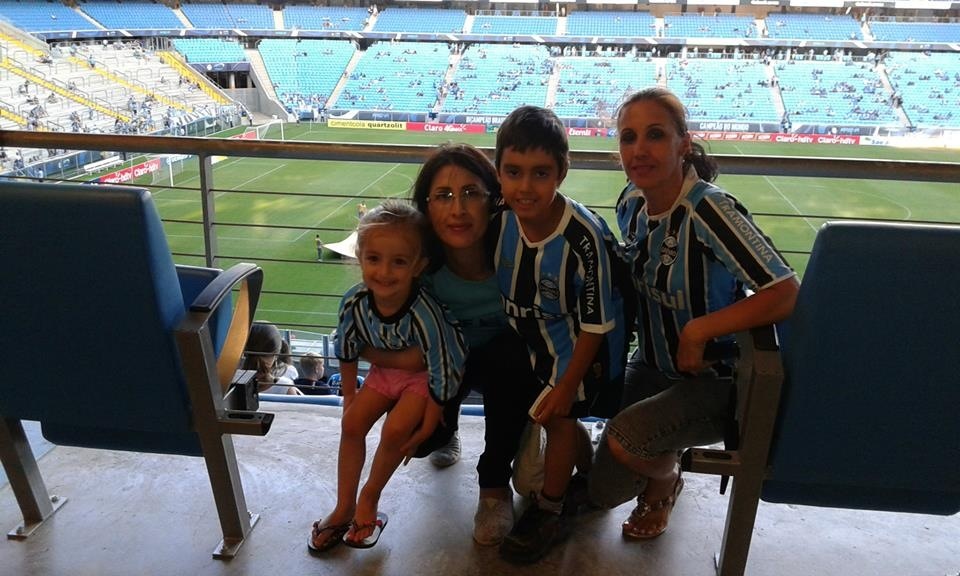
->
[[495, 105, 569, 176]]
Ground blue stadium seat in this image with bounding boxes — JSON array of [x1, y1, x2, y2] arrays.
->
[[0, 181, 272, 558], [683, 220, 960, 576]]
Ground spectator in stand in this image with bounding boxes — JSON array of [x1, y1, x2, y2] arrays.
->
[[243, 322, 301, 395], [294, 352, 334, 395]]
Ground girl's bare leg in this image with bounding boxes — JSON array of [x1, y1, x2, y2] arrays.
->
[[347, 392, 427, 542]]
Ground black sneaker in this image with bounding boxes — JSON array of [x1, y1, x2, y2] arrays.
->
[[563, 473, 597, 516], [499, 499, 566, 564]]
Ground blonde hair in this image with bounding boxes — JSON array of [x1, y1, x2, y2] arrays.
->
[[355, 199, 427, 258]]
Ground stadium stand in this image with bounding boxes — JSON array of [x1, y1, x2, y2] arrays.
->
[[775, 60, 899, 127], [281, 5, 368, 31], [258, 38, 356, 111], [552, 54, 658, 119], [79, 1, 183, 31], [884, 51, 960, 129], [764, 14, 863, 41], [564, 11, 657, 38], [470, 15, 558, 36], [336, 41, 451, 113], [0, 0, 97, 32], [440, 43, 551, 116], [868, 20, 960, 43], [179, 2, 274, 30], [662, 14, 758, 39], [667, 57, 780, 122], [172, 39, 247, 63], [371, 7, 466, 34]]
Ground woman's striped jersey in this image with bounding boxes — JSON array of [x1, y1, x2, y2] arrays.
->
[[616, 168, 795, 378]]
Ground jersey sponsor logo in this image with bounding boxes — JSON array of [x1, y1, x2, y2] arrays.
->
[[503, 296, 564, 320], [578, 235, 598, 315], [659, 234, 679, 265], [717, 202, 776, 263], [642, 283, 686, 310]]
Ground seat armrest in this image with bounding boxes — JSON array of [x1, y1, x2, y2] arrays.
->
[[189, 263, 263, 314], [178, 263, 264, 393]]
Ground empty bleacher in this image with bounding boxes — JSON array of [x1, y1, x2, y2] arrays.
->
[[172, 39, 247, 63], [764, 14, 862, 41], [79, 1, 182, 31], [469, 15, 558, 36], [565, 11, 657, 38], [868, 20, 960, 43], [282, 6, 368, 32], [179, 2, 274, 30], [0, 0, 97, 32], [371, 8, 466, 34], [662, 14, 758, 39]]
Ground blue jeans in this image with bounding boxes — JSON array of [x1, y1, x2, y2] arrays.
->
[[588, 355, 734, 509]]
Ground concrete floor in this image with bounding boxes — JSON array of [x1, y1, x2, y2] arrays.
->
[[2, 402, 957, 576]]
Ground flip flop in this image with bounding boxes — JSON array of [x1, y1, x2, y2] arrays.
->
[[307, 519, 350, 555], [343, 512, 389, 549]]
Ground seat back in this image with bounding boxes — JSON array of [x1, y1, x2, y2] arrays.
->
[[763, 221, 960, 514], [0, 182, 199, 454]]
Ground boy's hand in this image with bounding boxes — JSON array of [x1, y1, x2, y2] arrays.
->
[[531, 385, 575, 424], [400, 400, 442, 456]]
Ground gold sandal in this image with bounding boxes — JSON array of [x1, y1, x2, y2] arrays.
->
[[621, 472, 684, 540]]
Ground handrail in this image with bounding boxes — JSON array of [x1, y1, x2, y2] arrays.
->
[[1, 130, 959, 182]]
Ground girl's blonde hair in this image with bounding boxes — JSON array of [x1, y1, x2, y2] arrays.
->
[[355, 199, 427, 258]]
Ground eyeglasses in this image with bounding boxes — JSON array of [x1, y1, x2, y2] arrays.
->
[[427, 187, 489, 207]]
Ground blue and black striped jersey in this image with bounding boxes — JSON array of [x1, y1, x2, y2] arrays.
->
[[494, 196, 627, 397], [616, 168, 795, 378], [334, 282, 468, 404]]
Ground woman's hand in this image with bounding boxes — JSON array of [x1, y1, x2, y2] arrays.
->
[[676, 329, 708, 374]]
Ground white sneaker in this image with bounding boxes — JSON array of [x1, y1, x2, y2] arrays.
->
[[429, 432, 461, 468], [473, 497, 514, 546]]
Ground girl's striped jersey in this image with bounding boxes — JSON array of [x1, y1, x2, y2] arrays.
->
[[494, 195, 627, 394], [333, 282, 468, 404], [616, 168, 795, 378]]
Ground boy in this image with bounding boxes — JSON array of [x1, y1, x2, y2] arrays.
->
[[493, 106, 628, 563]]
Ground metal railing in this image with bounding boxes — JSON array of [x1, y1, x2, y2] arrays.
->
[[2, 128, 959, 333]]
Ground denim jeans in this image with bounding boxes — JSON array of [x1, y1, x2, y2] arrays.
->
[[588, 354, 734, 509]]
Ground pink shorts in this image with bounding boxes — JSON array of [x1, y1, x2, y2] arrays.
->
[[363, 366, 429, 401]]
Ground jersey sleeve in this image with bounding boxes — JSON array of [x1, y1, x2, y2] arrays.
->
[[693, 191, 795, 291], [333, 284, 365, 362], [411, 291, 468, 404], [574, 211, 618, 335]]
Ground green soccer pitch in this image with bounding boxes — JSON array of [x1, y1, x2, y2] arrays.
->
[[137, 124, 960, 333]]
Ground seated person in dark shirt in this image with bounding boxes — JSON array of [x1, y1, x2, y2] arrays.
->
[[294, 352, 335, 395]]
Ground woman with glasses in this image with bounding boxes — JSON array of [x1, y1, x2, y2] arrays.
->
[[361, 143, 542, 546]]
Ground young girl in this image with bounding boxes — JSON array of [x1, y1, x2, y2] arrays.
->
[[308, 199, 468, 553]]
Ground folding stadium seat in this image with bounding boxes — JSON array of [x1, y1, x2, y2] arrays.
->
[[683, 220, 960, 576], [0, 181, 273, 558]]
